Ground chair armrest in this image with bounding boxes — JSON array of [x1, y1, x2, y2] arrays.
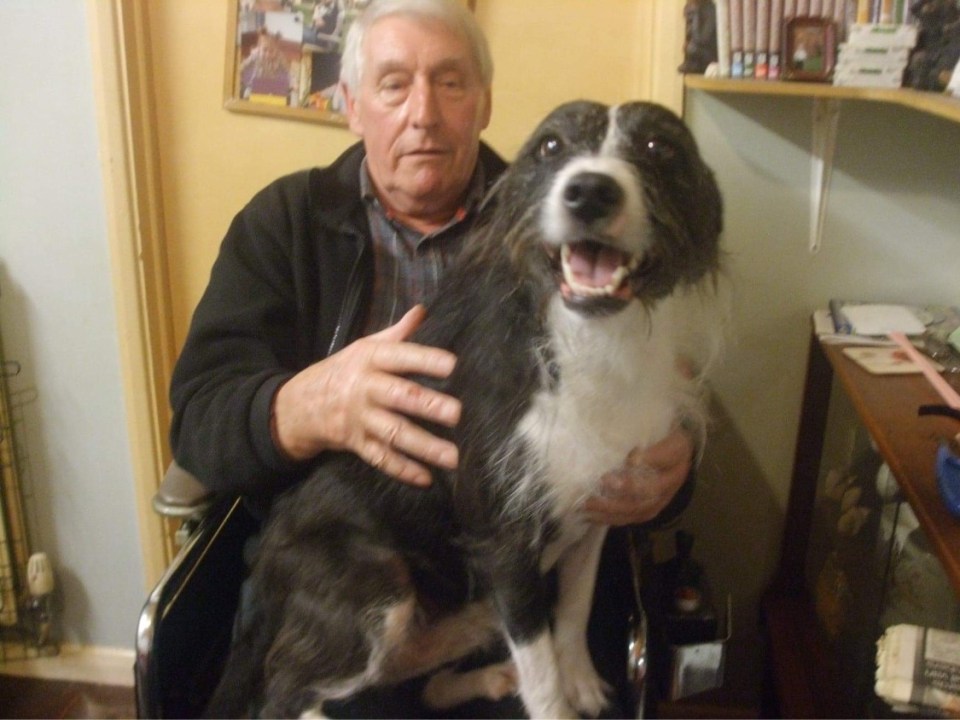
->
[[152, 460, 215, 519], [625, 528, 649, 714], [136, 497, 258, 718]]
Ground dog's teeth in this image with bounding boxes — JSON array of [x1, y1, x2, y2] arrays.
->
[[560, 243, 639, 297]]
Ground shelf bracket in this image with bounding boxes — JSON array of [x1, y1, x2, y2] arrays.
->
[[809, 98, 841, 254]]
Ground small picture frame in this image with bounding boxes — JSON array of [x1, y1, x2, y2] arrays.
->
[[782, 17, 836, 82]]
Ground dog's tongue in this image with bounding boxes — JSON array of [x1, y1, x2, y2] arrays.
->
[[566, 243, 624, 289]]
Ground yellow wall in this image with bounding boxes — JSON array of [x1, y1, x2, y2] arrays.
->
[[145, 0, 683, 341], [148, 1, 352, 336], [481, 0, 675, 157]]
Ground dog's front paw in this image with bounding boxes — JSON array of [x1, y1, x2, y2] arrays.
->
[[478, 661, 519, 701], [558, 650, 610, 717]]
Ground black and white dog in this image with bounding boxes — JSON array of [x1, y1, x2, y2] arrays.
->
[[207, 100, 724, 719]]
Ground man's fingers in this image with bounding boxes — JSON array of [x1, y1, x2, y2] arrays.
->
[[583, 494, 651, 526], [271, 305, 463, 487], [628, 427, 693, 471], [365, 306, 458, 378], [367, 340, 458, 379], [370, 304, 427, 343], [369, 373, 461, 427], [359, 409, 460, 487], [367, 408, 459, 470], [584, 466, 671, 526], [359, 438, 432, 487]]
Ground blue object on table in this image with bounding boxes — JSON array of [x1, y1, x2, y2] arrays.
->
[[936, 443, 960, 518]]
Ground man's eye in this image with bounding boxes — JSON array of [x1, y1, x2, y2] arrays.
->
[[377, 78, 409, 103], [538, 135, 563, 158], [436, 75, 467, 95]]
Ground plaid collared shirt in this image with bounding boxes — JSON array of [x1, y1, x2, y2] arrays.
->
[[359, 158, 487, 335]]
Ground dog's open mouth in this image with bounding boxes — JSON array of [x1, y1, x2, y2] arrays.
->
[[558, 241, 641, 312]]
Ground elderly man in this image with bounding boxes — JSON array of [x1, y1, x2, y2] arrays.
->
[[171, 0, 695, 714]]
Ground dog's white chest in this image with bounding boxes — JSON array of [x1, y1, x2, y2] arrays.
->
[[517, 297, 685, 520]]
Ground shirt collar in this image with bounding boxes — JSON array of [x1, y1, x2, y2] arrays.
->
[[359, 156, 487, 236]]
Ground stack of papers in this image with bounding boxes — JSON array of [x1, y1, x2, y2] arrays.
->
[[816, 301, 929, 345], [876, 624, 960, 715], [834, 303, 927, 336]]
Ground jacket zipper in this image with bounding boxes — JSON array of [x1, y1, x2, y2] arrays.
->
[[326, 239, 367, 356]]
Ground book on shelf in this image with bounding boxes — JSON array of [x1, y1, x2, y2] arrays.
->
[[768, 0, 784, 78], [743, 0, 758, 78], [755, 0, 771, 78], [858, 0, 915, 23], [730, 0, 745, 78], [716, 0, 733, 78]]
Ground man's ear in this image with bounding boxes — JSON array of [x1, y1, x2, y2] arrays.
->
[[480, 87, 492, 130], [342, 82, 363, 136]]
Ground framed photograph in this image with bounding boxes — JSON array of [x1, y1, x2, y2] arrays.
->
[[782, 17, 837, 82], [224, 0, 477, 127]]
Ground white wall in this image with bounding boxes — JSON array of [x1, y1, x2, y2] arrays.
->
[[680, 89, 960, 697], [0, 0, 144, 650]]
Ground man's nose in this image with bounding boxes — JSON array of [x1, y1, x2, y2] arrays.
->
[[409, 79, 440, 128]]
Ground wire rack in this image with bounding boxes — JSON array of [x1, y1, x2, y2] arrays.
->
[[0, 348, 53, 661]]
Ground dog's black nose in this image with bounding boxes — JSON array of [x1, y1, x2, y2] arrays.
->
[[563, 172, 624, 222]]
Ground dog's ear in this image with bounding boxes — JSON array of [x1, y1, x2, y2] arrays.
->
[[477, 173, 508, 215], [697, 164, 723, 242], [475, 169, 536, 237], [676, 160, 724, 287]]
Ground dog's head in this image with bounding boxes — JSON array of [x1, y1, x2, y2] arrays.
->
[[485, 101, 722, 315]]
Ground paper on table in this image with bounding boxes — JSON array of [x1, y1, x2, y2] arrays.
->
[[843, 346, 944, 375]]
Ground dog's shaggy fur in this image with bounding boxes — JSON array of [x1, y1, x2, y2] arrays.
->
[[205, 100, 724, 719]]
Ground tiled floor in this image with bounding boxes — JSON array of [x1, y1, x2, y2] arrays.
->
[[0, 675, 136, 719]]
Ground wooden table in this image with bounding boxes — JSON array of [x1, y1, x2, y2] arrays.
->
[[762, 332, 960, 717]]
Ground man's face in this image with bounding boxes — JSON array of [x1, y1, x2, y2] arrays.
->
[[345, 15, 492, 227]]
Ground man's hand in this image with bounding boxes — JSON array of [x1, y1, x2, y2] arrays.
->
[[271, 305, 461, 487], [584, 427, 694, 526]]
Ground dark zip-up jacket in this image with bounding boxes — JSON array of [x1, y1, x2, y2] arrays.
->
[[169, 141, 508, 503]]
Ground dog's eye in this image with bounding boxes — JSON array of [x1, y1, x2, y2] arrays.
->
[[645, 137, 677, 163], [538, 135, 564, 159]]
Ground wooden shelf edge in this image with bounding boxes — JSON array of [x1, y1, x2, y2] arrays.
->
[[684, 75, 960, 124]]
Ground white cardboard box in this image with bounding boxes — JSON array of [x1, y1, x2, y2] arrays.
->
[[834, 65, 905, 87], [847, 23, 919, 49]]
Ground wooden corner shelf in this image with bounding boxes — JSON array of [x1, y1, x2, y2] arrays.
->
[[684, 75, 960, 124]]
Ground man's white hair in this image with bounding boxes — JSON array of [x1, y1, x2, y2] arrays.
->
[[339, 0, 494, 92]]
